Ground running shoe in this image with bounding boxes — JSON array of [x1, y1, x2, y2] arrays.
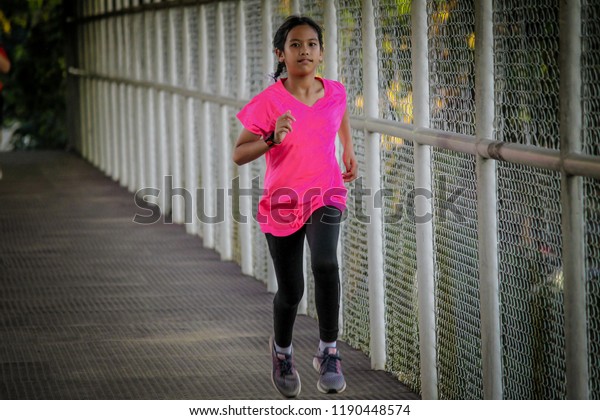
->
[[269, 336, 301, 398], [313, 347, 347, 394]]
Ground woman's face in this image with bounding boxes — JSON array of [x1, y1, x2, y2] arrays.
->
[[277, 24, 323, 77]]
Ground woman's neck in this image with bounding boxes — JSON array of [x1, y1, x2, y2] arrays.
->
[[283, 75, 322, 99]]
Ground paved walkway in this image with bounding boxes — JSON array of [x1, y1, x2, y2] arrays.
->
[[0, 151, 419, 400]]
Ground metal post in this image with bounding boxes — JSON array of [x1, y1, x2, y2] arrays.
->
[[262, 0, 277, 293], [560, 0, 589, 400], [323, 0, 344, 338], [144, 10, 157, 202], [135, 12, 146, 192], [169, 8, 184, 224], [110, 14, 120, 182], [237, 0, 253, 276], [125, 13, 137, 192], [155, 9, 171, 218], [103, 15, 112, 178], [80, 24, 89, 159], [92, 21, 101, 168], [183, 7, 198, 235], [412, 0, 438, 399], [475, 0, 502, 400], [217, 3, 233, 260], [362, 0, 385, 370], [292, 0, 300, 15], [101, 2, 109, 174], [118, 13, 129, 189], [199, 5, 215, 249]]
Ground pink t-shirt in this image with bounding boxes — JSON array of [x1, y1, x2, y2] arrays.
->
[[237, 77, 348, 236]]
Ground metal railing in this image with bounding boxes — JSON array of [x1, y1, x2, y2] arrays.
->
[[65, 0, 600, 399]]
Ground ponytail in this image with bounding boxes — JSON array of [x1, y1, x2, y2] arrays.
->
[[272, 61, 286, 81]]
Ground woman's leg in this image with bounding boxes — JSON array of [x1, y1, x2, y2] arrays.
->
[[265, 228, 306, 348], [305, 206, 342, 342]]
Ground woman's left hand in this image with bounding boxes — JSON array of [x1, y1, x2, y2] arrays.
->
[[342, 149, 358, 183]]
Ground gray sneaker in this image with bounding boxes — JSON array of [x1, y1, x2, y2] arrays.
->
[[313, 347, 347, 394], [270, 336, 301, 398]]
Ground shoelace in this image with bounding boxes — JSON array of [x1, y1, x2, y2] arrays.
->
[[277, 355, 294, 376], [319, 352, 342, 374]]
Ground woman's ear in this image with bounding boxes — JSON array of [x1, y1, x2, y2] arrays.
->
[[274, 48, 285, 62]]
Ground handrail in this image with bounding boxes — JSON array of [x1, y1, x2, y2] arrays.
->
[[68, 67, 600, 180]]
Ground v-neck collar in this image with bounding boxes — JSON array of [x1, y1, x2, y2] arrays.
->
[[278, 77, 326, 108]]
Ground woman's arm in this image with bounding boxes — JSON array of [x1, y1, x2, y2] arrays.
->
[[232, 128, 271, 166], [338, 109, 358, 182], [232, 110, 295, 166]]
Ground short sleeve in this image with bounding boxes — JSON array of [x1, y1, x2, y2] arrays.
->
[[330, 80, 347, 108], [236, 91, 276, 137]]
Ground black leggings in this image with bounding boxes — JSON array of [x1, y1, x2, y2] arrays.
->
[[265, 206, 342, 348]]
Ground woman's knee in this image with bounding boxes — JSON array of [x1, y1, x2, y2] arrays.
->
[[311, 255, 339, 278], [275, 278, 305, 307]]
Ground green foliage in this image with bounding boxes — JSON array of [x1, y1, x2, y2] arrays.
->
[[1, 0, 66, 149]]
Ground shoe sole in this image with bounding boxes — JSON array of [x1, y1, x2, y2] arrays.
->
[[313, 356, 346, 394], [270, 337, 301, 398]]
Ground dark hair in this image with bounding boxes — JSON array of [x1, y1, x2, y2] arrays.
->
[[272, 15, 324, 81]]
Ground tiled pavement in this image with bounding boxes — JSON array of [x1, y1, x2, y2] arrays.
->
[[0, 151, 419, 400]]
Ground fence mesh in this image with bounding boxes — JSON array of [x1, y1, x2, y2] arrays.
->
[[334, 0, 370, 355], [206, 4, 217, 94], [427, 0, 482, 400], [497, 164, 564, 399], [374, 0, 420, 394], [582, 0, 600, 400], [186, 7, 199, 90], [223, 2, 238, 98], [493, 0, 560, 148], [336, 0, 364, 117], [174, 9, 184, 87], [341, 129, 371, 355], [493, 0, 566, 400]]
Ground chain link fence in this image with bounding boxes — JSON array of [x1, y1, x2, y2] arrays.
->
[[70, 0, 600, 399]]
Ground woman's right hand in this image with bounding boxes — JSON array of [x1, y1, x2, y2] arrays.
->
[[273, 110, 296, 144]]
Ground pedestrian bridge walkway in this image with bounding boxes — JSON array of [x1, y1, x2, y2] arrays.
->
[[0, 150, 418, 400]]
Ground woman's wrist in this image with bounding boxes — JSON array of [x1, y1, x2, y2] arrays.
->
[[262, 132, 278, 148]]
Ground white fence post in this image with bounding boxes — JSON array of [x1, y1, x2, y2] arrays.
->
[[262, 0, 277, 294], [412, 0, 438, 400], [183, 7, 199, 235], [237, 0, 253, 276], [100, 12, 110, 177], [145, 9, 158, 205], [155, 9, 171, 218], [92, 21, 101, 169], [168, 8, 185, 224], [117, 13, 127, 188], [323, 0, 344, 341], [126, 13, 137, 192], [133, 11, 145, 192], [362, 0, 386, 371], [217, 2, 233, 260], [475, 0, 502, 400], [199, 5, 215, 249], [109, 13, 120, 182], [560, 0, 589, 400]]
